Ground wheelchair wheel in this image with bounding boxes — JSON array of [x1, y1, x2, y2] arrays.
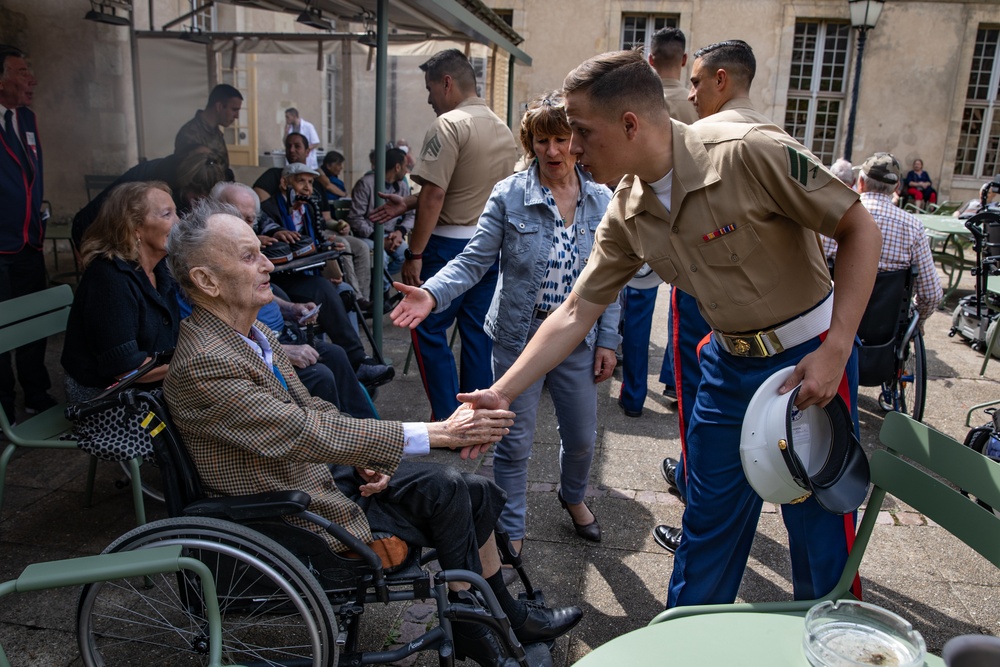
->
[[117, 459, 165, 503], [78, 516, 338, 667], [897, 328, 927, 422]]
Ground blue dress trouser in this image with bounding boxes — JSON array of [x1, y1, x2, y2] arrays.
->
[[668, 287, 713, 500], [413, 234, 498, 420], [491, 317, 598, 540], [619, 285, 672, 413], [666, 333, 860, 608]]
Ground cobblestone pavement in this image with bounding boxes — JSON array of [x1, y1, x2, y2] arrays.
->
[[0, 249, 998, 665]]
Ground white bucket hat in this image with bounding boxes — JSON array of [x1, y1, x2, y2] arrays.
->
[[740, 366, 870, 514]]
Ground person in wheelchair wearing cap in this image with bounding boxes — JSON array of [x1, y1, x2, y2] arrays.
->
[[163, 198, 581, 667], [459, 49, 881, 609]]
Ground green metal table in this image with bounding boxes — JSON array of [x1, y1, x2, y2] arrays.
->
[[917, 213, 974, 302], [572, 611, 944, 666]]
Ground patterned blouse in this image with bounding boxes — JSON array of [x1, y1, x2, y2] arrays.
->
[[535, 186, 582, 312]]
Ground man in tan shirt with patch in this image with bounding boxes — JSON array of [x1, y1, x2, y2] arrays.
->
[[459, 50, 881, 609], [373, 49, 517, 420]]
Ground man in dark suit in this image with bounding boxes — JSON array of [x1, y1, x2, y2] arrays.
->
[[0, 45, 53, 422], [163, 199, 580, 666]]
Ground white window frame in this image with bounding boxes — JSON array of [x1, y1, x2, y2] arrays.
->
[[619, 14, 678, 52], [954, 27, 1000, 179]]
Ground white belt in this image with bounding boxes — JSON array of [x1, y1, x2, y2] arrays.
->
[[714, 290, 834, 358]]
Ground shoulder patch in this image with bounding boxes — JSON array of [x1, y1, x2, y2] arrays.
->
[[784, 146, 830, 190], [421, 133, 443, 161]]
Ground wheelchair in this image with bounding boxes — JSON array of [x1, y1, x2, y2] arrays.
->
[[75, 388, 550, 667], [854, 265, 927, 421]]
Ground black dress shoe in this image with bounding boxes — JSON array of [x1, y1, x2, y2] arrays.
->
[[662, 385, 678, 401], [557, 490, 601, 542], [617, 397, 642, 418], [453, 624, 518, 667], [653, 524, 682, 554], [660, 457, 679, 491], [356, 358, 394, 388], [512, 599, 583, 644]]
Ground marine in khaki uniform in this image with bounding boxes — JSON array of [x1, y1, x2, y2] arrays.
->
[[373, 49, 517, 420], [461, 50, 882, 609]]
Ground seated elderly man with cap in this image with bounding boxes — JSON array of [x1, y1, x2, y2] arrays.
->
[[163, 199, 581, 667], [822, 152, 942, 329]]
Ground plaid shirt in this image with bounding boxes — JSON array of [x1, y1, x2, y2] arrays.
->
[[822, 191, 942, 322], [164, 307, 404, 551]]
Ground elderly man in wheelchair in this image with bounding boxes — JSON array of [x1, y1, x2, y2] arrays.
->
[[94, 199, 580, 667]]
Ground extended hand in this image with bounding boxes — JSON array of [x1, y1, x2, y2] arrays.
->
[[389, 282, 435, 329], [356, 468, 390, 497], [370, 192, 407, 224], [283, 344, 319, 369], [273, 230, 301, 243], [593, 347, 617, 383]]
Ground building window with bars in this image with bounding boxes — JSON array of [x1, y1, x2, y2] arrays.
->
[[620, 14, 678, 51], [955, 27, 1000, 179], [783, 20, 850, 166]]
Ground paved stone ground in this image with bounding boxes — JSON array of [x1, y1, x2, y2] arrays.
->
[[0, 244, 998, 665]]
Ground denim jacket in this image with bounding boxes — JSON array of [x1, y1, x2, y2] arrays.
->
[[423, 163, 621, 354]]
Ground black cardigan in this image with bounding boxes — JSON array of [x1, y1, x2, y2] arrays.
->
[[61, 256, 179, 389]]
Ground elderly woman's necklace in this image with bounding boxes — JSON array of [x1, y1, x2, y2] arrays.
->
[[552, 184, 579, 228]]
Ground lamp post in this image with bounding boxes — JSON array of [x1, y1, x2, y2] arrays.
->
[[844, 0, 884, 162]]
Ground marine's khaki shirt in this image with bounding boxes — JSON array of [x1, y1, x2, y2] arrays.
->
[[694, 97, 772, 126], [662, 78, 699, 125], [574, 120, 859, 333], [410, 97, 517, 227]]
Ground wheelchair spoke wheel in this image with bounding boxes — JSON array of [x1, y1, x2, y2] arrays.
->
[[78, 517, 337, 667], [897, 329, 927, 422]]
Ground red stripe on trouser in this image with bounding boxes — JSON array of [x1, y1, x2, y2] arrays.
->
[[409, 329, 437, 421], [819, 330, 863, 600], [671, 288, 688, 482]]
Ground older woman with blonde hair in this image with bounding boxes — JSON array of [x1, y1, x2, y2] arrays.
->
[[61, 181, 181, 400], [391, 91, 620, 549]]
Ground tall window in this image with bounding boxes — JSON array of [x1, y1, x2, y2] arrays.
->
[[620, 14, 678, 51], [325, 53, 342, 149], [955, 27, 1000, 178], [783, 20, 850, 165], [189, 0, 214, 31]]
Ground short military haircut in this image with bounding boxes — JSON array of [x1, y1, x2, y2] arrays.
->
[[323, 150, 345, 166], [285, 107, 299, 117], [167, 197, 242, 299], [285, 132, 308, 151], [420, 48, 477, 91], [207, 83, 243, 107], [563, 49, 667, 121], [693, 39, 756, 88], [649, 27, 686, 66], [0, 45, 26, 74], [519, 91, 571, 158]]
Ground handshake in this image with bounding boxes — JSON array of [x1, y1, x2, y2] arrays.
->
[[425, 390, 514, 459]]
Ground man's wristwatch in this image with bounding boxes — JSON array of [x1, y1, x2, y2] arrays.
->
[[404, 249, 423, 260]]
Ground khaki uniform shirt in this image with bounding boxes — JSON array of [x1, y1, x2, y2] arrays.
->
[[662, 78, 698, 125], [574, 121, 859, 333], [696, 97, 772, 125], [410, 97, 517, 227]]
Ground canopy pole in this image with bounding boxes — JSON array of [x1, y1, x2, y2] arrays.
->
[[372, 0, 389, 354]]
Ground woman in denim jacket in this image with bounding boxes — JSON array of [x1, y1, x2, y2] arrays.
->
[[392, 92, 620, 549]]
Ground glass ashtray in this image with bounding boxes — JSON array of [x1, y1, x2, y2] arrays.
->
[[803, 600, 927, 667]]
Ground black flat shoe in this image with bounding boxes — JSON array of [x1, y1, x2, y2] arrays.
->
[[513, 600, 583, 644], [653, 524, 682, 554], [557, 490, 602, 542]]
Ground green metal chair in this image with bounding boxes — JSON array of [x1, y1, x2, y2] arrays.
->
[[0, 544, 233, 667], [649, 411, 1000, 624], [0, 285, 146, 525]]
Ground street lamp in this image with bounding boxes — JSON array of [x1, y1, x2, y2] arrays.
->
[[843, 0, 884, 162]]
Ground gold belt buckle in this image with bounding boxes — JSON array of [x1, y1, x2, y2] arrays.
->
[[727, 332, 770, 357]]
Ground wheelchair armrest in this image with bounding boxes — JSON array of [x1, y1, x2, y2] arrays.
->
[[184, 490, 312, 521]]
